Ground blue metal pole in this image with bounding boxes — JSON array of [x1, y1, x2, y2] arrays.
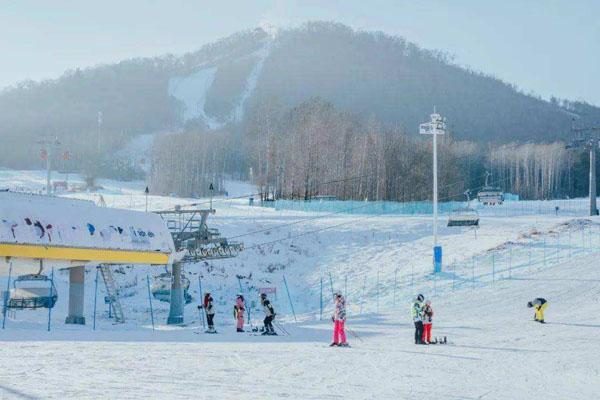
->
[[198, 277, 206, 329], [376, 270, 380, 314], [393, 268, 398, 306], [93, 268, 99, 331], [282, 274, 297, 323], [328, 271, 334, 299], [146, 275, 155, 331], [360, 274, 366, 314], [319, 276, 323, 320], [237, 277, 251, 324], [2, 261, 13, 330], [47, 267, 54, 332]]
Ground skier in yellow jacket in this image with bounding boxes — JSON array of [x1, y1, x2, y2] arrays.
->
[[527, 298, 548, 323]]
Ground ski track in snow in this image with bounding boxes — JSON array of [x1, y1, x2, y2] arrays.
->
[[168, 66, 221, 128], [1, 171, 600, 399], [168, 38, 272, 129]]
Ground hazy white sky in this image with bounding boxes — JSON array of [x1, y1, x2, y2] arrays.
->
[[1, 0, 598, 104]]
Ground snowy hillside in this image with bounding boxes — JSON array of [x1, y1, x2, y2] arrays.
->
[[1, 172, 599, 399]]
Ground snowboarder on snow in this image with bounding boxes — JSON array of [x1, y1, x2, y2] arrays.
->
[[201, 292, 216, 333], [234, 295, 245, 332], [331, 293, 349, 347], [421, 299, 434, 344], [412, 294, 425, 344], [527, 297, 548, 323], [259, 293, 277, 335]]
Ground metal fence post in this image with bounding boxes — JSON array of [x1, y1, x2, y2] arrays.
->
[[557, 232, 560, 264], [509, 245, 513, 279], [93, 267, 99, 331], [377, 270, 381, 313], [328, 271, 335, 299], [393, 268, 398, 306], [543, 237, 547, 267], [146, 275, 155, 331], [282, 274, 297, 323], [320, 276, 323, 320], [2, 261, 13, 330], [472, 258, 475, 289], [360, 274, 366, 315], [198, 277, 206, 329], [47, 267, 54, 332]]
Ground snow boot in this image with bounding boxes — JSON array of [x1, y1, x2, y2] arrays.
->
[[330, 342, 339, 347], [261, 331, 270, 335], [237, 328, 245, 333], [339, 343, 350, 347]]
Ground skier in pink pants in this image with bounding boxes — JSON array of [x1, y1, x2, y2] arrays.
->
[[331, 293, 349, 347], [234, 295, 245, 332]]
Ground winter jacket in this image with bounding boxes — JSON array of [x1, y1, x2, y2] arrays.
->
[[411, 301, 423, 322], [235, 298, 245, 319], [261, 298, 276, 317], [204, 295, 215, 315], [422, 304, 433, 324], [333, 297, 347, 321], [531, 298, 547, 307]]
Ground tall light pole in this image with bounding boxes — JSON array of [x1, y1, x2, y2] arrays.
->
[[420, 108, 446, 273]]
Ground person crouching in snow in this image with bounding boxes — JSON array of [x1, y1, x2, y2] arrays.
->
[[202, 292, 216, 333], [421, 300, 433, 344], [412, 294, 425, 344], [260, 293, 277, 335], [234, 295, 245, 332], [527, 297, 548, 323], [331, 293, 349, 347]]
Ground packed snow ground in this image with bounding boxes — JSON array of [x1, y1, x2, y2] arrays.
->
[[1, 170, 599, 399]]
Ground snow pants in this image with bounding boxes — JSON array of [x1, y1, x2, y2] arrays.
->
[[264, 315, 275, 333], [422, 323, 432, 343], [414, 321, 424, 344], [333, 320, 347, 344], [207, 313, 214, 329], [535, 302, 548, 321], [237, 313, 244, 330]]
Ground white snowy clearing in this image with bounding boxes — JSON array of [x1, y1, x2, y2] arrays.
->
[[1, 170, 599, 399]]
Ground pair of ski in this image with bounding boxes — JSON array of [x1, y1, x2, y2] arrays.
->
[[195, 330, 218, 335]]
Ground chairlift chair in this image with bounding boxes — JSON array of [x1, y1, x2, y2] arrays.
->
[[7, 274, 58, 309], [448, 190, 480, 227], [477, 172, 504, 205]]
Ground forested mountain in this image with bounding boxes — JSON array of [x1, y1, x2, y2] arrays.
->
[[1, 22, 599, 200]]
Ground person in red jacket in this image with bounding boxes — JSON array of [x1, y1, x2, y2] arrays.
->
[[421, 300, 434, 344]]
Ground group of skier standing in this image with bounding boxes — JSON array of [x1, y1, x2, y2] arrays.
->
[[199, 292, 278, 335], [412, 294, 435, 345]]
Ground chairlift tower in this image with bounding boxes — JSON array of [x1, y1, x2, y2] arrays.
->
[[566, 124, 600, 216], [420, 108, 447, 273]]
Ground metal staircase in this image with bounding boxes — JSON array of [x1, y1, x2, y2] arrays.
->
[[98, 265, 125, 323]]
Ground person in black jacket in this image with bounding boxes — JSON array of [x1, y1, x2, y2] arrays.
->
[[260, 293, 277, 335]]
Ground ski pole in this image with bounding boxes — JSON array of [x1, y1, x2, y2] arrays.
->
[[345, 326, 363, 343], [274, 321, 290, 336]]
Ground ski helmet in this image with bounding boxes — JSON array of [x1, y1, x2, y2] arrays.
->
[[417, 294, 424, 302], [260, 293, 267, 299]]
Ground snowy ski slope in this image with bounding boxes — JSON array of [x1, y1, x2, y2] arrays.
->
[[0, 170, 599, 399]]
